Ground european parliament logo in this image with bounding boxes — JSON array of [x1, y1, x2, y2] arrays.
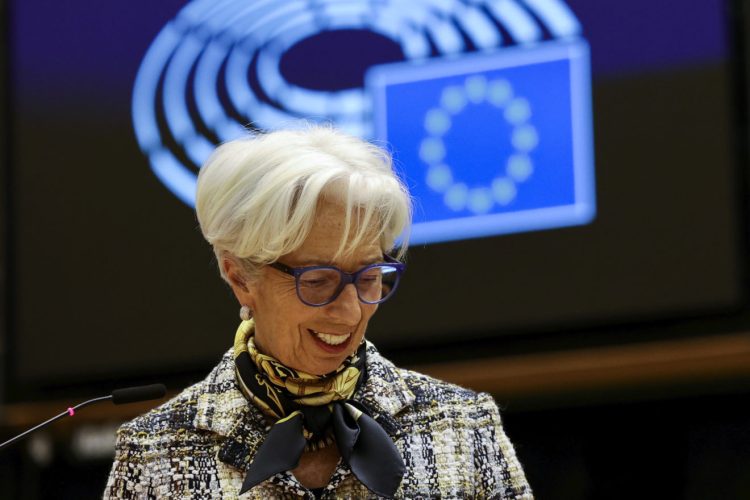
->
[[132, 0, 595, 244]]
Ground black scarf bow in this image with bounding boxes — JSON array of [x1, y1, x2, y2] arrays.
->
[[234, 337, 405, 497]]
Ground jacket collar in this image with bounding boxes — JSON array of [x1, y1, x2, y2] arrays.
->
[[194, 341, 415, 472]]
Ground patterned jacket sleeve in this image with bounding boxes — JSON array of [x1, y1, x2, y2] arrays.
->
[[473, 392, 534, 499], [103, 428, 161, 500]]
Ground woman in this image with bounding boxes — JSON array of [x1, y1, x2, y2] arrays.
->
[[104, 127, 532, 499]]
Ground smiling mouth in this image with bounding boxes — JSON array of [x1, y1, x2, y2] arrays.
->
[[309, 329, 352, 346]]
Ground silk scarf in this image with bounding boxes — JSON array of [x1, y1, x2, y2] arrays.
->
[[233, 320, 405, 497]]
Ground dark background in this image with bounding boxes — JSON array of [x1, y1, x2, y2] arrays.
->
[[3, 0, 744, 394], [3, 0, 750, 498]]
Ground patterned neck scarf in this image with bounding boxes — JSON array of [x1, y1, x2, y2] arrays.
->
[[233, 320, 405, 497]]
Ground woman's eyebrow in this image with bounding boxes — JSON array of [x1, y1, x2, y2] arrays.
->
[[350, 252, 385, 266], [359, 255, 384, 266], [281, 258, 335, 268], [291, 254, 383, 268]]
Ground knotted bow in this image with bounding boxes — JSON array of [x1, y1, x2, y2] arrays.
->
[[233, 321, 405, 497]]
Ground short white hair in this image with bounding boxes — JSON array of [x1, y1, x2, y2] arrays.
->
[[196, 126, 412, 282]]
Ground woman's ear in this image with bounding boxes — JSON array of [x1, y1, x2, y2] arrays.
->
[[222, 257, 256, 308]]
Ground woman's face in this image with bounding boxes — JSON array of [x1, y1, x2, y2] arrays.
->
[[226, 200, 382, 375]]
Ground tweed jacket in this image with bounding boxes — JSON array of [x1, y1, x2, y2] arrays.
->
[[104, 342, 533, 499]]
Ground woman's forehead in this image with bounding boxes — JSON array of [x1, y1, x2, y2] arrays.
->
[[284, 238, 383, 268], [283, 204, 383, 267]]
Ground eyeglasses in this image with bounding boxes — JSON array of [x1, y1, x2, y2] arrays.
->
[[268, 255, 405, 307]]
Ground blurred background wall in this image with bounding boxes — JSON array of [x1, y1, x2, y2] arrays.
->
[[2, 0, 750, 498]]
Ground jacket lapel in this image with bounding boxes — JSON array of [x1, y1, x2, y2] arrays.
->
[[354, 342, 415, 439], [192, 350, 270, 472]]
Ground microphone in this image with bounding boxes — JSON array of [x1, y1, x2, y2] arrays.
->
[[111, 384, 167, 405], [0, 383, 167, 451]]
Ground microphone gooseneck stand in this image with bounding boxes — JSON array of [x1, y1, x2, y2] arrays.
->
[[0, 383, 167, 451]]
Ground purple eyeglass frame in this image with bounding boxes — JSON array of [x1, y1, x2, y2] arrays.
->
[[268, 255, 406, 307]]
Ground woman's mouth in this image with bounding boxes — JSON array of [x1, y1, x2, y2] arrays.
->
[[308, 329, 352, 353]]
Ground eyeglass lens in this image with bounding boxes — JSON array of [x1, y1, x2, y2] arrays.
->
[[297, 265, 400, 305]]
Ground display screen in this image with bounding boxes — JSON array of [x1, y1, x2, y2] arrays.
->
[[6, 0, 743, 396]]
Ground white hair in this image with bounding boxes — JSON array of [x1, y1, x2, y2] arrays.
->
[[195, 126, 412, 282]]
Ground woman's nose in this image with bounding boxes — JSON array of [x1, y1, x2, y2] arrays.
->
[[325, 283, 362, 324]]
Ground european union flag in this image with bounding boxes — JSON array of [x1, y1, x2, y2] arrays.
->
[[367, 40, 596, 244]]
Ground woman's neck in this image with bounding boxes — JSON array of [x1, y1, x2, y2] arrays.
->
[[293, 445, 341, 488]]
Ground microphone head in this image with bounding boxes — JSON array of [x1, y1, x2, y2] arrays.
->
[[111, 383, 167, 405]]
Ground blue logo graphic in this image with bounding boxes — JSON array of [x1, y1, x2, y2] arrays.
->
[[131, 0, 592, 243], [368, 40, 595, 244]]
